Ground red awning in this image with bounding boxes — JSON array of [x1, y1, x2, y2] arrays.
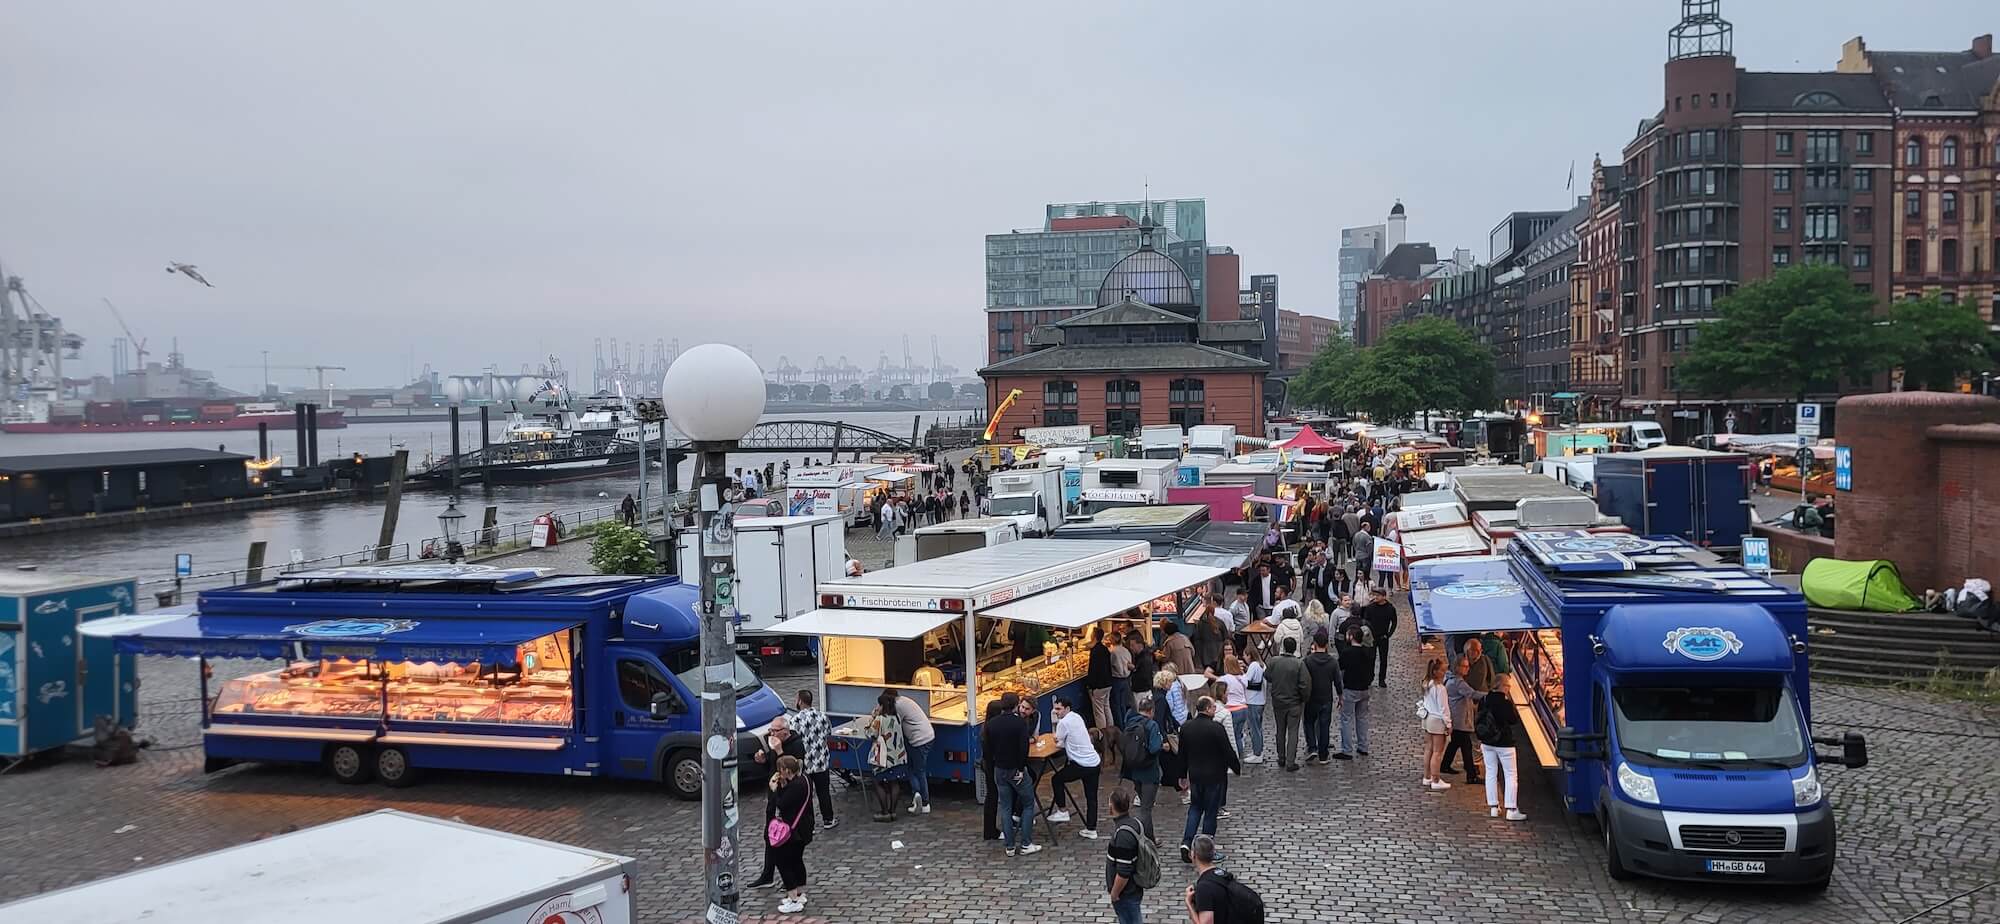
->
[[1274, 427, 1343, 453]]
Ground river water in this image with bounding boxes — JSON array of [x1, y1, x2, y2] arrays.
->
[[0, 410, 962, 586]]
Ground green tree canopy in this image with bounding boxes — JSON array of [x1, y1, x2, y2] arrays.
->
[[842, 383, 866, 401], [1374, 317, 1497, 415], [928, 381, 955, 401], [588, 522, 661, 575], [1884, 295, 1998, 392], [1289, 326, 1358, 412], [1677, 264, 1884, 402], [811, 383, 833, 402]]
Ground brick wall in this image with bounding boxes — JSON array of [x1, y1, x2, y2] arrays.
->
[[1752, 522, 1836, 575], [1836, 393, 2000, 591], [984, 371, 1263, 442]]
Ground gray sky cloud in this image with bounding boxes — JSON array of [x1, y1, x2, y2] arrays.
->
[[2, 1, 1988, 393]]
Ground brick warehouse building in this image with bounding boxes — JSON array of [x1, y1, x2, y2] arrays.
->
[[980, 222, 1267, 439], [1571, 157, 1631, 419]]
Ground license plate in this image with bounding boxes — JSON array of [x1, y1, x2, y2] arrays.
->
[[1705, 859, 1766, 875]]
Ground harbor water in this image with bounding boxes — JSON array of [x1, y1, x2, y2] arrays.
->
[[0, 410, 958, 586]]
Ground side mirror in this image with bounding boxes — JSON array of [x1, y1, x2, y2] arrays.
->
[[1555, 725, 1606, 762], [1813, 731, 1868, 769], [650, 691, 683, 718]]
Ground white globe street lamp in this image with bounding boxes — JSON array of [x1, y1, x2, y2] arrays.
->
[[661, 343, 764, 920]]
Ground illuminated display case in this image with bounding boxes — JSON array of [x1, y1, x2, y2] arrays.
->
[[209, 630, 575, 728], [1508, 628, 1566, 726]]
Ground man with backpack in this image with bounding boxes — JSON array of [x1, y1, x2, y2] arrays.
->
[[1105, 787, 1158, 923], [1120, 691, 1166, 843], [1184, 834, 1264, 924]]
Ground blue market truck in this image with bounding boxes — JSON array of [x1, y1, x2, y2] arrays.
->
[[82, 564, 784, 798], [1593, 447, 1753, 550], [1412, 532, 1867, 890]]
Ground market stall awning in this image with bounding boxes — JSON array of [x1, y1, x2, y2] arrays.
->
[[981, 561, 1227, 630], [1401, 524, 1490, 561], [87, 611, 582, 664], [867, 471, 917, 484], [1410, 557, 1551, 635], [1273, 426, 1342, 453], [1243, 494, 1293, 507], [767, 608, 959, 640]]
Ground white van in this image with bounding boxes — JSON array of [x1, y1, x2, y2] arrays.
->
[[1576, 420, 1667, 450]]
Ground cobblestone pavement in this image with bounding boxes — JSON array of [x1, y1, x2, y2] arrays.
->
[[5, 620, 1998, 924]]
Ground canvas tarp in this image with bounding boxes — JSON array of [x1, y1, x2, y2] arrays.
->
[[1801, 558, 1921, 613]]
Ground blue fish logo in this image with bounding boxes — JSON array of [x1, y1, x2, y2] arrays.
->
[[284, 618, 420, 639]]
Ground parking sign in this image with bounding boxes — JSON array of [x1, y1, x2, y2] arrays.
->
[[1835, 445, 1852, 491], [1796, 403, 1821, 438]]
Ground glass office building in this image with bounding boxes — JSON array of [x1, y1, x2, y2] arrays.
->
[[986, 199, 1209, 309]]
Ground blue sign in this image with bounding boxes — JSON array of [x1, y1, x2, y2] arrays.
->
[[1663, 626, 1745, 662], [1740, 537, 1770, 573], [1434, 580, 1523, 600], [174, 553, 193, 577], [1176, 465, 1201, 487], [1062, 468, 1082, 507], [1834, 446, 1852, 492], [282, 618, 421, 639]]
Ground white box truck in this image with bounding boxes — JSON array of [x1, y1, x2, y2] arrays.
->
[[0, 809, 638, 924], [1187, 424, 1238, 458], [1079, 457, 1179, 513], [987, 465, 1065, 536], [895, 517, 1022, 566], [1139, 424, 1185, 459], [677, 513, 847, 665], [784, 463, 890, 526]]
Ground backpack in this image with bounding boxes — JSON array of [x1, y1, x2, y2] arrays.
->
[[1206, 869, 1266, 924], [1474, 700, 1503, 746], [1115, 818, 1163, 890], [1121, 719, 1159, 770]]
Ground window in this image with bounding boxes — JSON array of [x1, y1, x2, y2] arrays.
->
[[1042, 408, 1078, 426], [1856, 131, 1874, 155], [1905, 191, 1923, 219], [1168, 406, 1205, 428], [1942, 136, 1959, 167], [1674, 96, 1682, 112], [1975, 244, 1985, 273], [1691, 94, 1701, 110], [1942, 191, 1959, 221], [1905, 137, 1924, 166], [1942, 239, 1959, 274], [1806, 167, 1840, 190], [1773, 169, 1793, 192], [1977, 193, 1987, 223], [1775, 132, 1794, 155], [1628, 368, 1646, 396], [1804, 130, 1839, 162], [1701, 129, 1719, 157], [1853, 245, 1872, 269], [1105, 408, 1140, 435], [1043, 379, 1077, 407], [1853, 169, 1873, 192], [1709, 92, 1718, 109], [1941, 292, 1958, 305], [1105, 378, 1140, 407], [1772, 208, 1792, 232], [1772, 246, 1792, 267], [1905, 239, 1924, 273], [617, 659, 678, 711], [1168, 377, 1205, 405], [1804, 206, 1840, 241], [1854, 206, 1873, 232]]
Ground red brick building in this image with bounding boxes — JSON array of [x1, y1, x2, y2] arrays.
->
[[1570, 156, 1629, 418], [980, 230, 1267, 439], [1275, 309, 1341, 370]]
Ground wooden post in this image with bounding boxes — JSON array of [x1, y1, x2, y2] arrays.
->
[[374, 449, 409, 561], [448, 406, 462, 495], [246, 540, 268, 583]]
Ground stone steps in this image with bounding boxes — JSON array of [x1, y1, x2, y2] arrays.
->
[[1807, 606, 2000, 685]]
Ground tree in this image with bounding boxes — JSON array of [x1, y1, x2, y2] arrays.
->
[[1337, 348, 1426, 424], [1289, 326, 1358, 412], [958, 382, 982, 398], [841, 383, 865, 402], [588, 522, 660, 575], [788, 383, 812, 401], [888, 384, 907, 401], [1677, 264, 1884, 403], [1884, 295, 1997, 392], [811, 383, 832, 402], [765, 383, 788, 402], [1372, 317, 1497, 418], [927, 381, 954, 402]]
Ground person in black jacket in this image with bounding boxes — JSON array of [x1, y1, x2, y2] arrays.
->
[[766, 755, 815, 914], [1085, 631, 1116, 729], [1176, 695, 1241, 864], [1126, 635, 1157, 702], [1302, 631, 1343, 763], [984, 692, 1041, 856], [1357, 585, 1399, 688], [1476, 688, 1527, 821], [979, 697, 1009, 841], [1334, 626, 1375, 759], [747, 717, 807, 889]]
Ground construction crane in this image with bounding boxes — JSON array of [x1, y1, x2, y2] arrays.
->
[[228, 362, 347, 400], [102, 298, 148, 373]]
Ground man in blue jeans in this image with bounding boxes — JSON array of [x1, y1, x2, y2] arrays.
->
[[1175, 695, 1240, 863], [983, 692, 1043, 856], [890, 688, 938, 813]]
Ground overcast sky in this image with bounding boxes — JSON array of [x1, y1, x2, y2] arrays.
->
[[3, 1, 1989, 393]]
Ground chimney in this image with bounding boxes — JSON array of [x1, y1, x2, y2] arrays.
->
[[1974, 34, 1993, 59]]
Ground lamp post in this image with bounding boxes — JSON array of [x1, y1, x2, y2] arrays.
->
[[438, 500, 465, 563], [660, 343, 765, 921]]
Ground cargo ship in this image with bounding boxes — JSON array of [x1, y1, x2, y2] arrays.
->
[[1, 395, 347, 433]]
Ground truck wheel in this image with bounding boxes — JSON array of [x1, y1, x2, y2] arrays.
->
[[1603, 814, 1634, 881], [326, 743, 373, 785], [666, 749, 703, 800], [375, 746, 420, 788]]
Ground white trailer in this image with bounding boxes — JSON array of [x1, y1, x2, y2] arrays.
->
[[676, 513, 846, 664], [0, 809, 638, 924], [1187, 424, 1238, 458], [784, 463, 891, 526], [895, 517, 1022, 566], [1079, 457, 1179, 513], [988, 465, 1064, 536], [1138, 424, 1185, 459]]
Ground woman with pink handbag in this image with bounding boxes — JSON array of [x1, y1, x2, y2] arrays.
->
[[765, 755, 815, 914]]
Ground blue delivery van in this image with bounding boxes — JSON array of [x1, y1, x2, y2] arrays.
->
[[82, 564, 783, 798], [1411, 532, 1867, 890]]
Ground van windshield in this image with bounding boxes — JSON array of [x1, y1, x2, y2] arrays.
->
[[989, 495, 1038, 516], [663, 648, 762, 697], [1612, 685, 1806, 767]]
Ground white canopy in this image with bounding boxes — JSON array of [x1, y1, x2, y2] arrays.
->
[[868, 471, 917, 484], [980, 560, 1226, 630], [1401, 525, 1490, 561], [767, 608, 958, 640]]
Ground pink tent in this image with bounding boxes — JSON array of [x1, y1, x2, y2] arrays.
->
[[1274, 426, 1343, 453]]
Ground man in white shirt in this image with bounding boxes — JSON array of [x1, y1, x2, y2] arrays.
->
[[1267, 585, 1302, 625], [1046, 697, 1104, 838]]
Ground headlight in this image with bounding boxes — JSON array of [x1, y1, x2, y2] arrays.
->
[[1793, 767, 1822, 807], [1617, 761, 1659, 805]]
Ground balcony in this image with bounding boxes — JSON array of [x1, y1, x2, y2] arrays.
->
[[1801, 185, 1850, 204]]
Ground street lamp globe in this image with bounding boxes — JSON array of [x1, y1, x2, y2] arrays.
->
[[661, 344, 766, 442]]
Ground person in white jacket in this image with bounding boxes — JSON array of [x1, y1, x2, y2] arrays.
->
[[1418, 657, 1452, 791]]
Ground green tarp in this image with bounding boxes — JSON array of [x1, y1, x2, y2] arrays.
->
[[1801, 558, 1921, 613]]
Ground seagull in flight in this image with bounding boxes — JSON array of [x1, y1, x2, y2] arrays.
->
[[165, 263, 213, 287]]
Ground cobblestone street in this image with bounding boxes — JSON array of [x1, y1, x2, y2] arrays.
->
[[3, 620, 1996, 924]]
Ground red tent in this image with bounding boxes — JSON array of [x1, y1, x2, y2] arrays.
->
[[1274, 426, 1343, 453]]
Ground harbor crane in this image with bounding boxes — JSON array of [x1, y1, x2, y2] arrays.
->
[[102, 298, 149, 373], [228, 362, 347, 400]]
